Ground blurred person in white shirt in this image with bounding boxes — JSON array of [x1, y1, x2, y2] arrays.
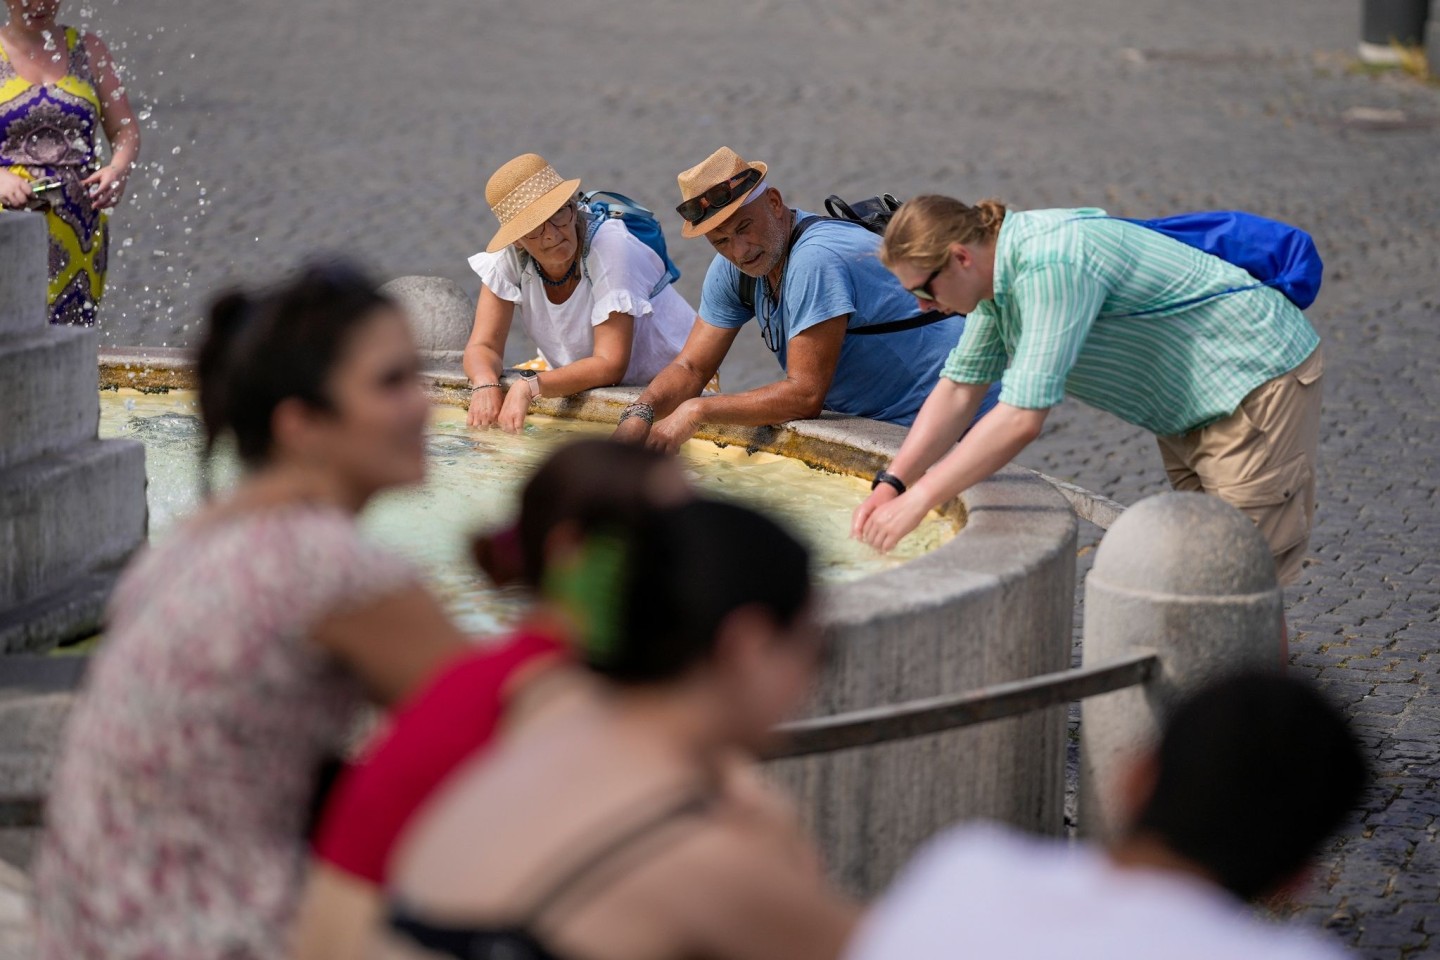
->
[[846, 671, 1366, 960]]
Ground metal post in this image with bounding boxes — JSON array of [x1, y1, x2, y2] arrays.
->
[[1428, 0, 1440, 77], [1359, 0, 1431, 65], [1078, 492, 1283, 838]]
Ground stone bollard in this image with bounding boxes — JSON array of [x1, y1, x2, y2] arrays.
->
[[1078, 492, 1282, 838], [380, 275, 473, 363]]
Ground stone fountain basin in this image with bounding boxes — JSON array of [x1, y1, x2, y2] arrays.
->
[[2, 354, 1076, 894]]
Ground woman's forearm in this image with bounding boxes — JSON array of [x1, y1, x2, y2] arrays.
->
[[463, 344, 505, 386], [536, 354, 628, 398], [635, 359, 708, 419], [106, 123, 139, 170], [889, 380, 991, 485], [908, 402, 1048, 509]]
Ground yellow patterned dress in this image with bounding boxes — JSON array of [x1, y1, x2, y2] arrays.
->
[[0, 26, 107, 325]]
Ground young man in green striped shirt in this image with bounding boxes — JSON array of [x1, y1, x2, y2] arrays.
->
[[854, 196, 1323, 647]]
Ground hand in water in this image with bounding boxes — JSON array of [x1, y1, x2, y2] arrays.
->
[[467, 387, 502, 429], [612, 415, 652, 446], [646, 399, 702, 455], [851, 483, 898, 540], [859, 490, 930, 554], [497, 381, 532, 434]]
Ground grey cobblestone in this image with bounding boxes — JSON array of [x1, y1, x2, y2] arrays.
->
[[15, 0, 1439, 956]]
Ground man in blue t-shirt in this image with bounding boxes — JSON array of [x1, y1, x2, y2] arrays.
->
[[612, 146, 998, 453]]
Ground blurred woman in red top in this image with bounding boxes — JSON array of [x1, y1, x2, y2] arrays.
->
[[293, 439, 690, 960]]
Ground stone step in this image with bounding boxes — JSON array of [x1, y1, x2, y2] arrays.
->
[[0, 574, 116, 654], [0, 439, 146, 615], [0, 691, 69, 815], [0, 656, 89, 696], [0, 326, 101, 473], [0, 214, 46, 339]]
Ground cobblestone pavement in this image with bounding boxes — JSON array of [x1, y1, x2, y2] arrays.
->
[[27, 0, 1440, 955]]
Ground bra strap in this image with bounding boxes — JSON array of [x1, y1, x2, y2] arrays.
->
[[520, 788, 712, 928]]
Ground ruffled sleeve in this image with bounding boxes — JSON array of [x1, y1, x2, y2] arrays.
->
[[467, 247, 524, 303], [585, 220, 665, 327]]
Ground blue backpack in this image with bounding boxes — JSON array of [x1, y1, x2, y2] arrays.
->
[[580, 190, 682, 299], [1106, 211, 1323, 312]]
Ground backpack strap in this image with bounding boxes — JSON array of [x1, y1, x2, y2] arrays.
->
[[582, 190, 650, 215], [848, 309, 954, 336], [580, 204, 674, 301], [736, 215, 956, 336], [578, 211, 605, 288]]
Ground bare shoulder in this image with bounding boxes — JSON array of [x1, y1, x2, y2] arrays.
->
[[718, 758, 807, 836], [636, 807, 859, 960], [80, 30, 115, 63]]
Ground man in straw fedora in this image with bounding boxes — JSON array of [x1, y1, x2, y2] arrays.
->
[[613, 147, 998, 454]]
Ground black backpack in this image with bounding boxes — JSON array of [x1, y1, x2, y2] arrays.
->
[[736, 193, 952, 337]]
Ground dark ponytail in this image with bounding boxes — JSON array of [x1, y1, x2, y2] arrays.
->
[[193, 260, 395, 493], [196, 290, 255, 492], [565, 499, 814, 685]]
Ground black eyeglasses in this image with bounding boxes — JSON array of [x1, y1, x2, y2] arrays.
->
[[676, 168, 763, 225], [522, 202, 577, 241], [907, 261, 947, 303]]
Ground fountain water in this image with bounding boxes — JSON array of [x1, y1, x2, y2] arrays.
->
[[5, 258, 1080, 897]]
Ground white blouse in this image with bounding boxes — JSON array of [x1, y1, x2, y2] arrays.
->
[[468, 218, 695, 385]]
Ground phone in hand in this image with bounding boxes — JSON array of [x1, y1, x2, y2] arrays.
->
[[25, 176, 64, 210]]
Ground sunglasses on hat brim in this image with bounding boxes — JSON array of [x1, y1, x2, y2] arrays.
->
[[676, 168, 764, 226]]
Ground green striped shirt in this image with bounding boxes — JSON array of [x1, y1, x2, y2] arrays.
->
[[941, 208, 1321, 435]]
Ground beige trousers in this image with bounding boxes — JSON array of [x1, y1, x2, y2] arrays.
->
[[1155, 347, 1324, 586]]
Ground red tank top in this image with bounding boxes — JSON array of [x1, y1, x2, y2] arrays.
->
[[313, 630, 566, 883]]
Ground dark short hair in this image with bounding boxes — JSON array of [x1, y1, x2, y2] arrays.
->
[[1134, 671, 1367, 901], [570, 499, 813, 685], [195, 260, 395, 485]]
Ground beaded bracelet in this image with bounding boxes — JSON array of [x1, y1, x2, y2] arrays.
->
[[618, 402, 655, 426], [470, 383, 502, 392]]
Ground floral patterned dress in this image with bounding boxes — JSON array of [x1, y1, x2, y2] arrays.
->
[[33, 506, 416, 959], [0, 25, 108, 325]]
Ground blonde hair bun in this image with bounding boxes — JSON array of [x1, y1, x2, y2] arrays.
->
[[879, 195, 1008, 271]]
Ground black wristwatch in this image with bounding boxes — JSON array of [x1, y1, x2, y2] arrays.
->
[[872, 470, 906, 495]]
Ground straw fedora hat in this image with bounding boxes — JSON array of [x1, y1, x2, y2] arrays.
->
[[676, 146, 769, 239], [484, 153, 583, 253]]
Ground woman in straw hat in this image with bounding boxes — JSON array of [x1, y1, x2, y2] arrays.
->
[[464, 154, 695, 433]]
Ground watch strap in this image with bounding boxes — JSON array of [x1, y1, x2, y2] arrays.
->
[[872, 470, 906, 495]]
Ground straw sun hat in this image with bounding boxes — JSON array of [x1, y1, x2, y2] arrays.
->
[[676, 146, 769, 239], [484, 153, 583, 253]]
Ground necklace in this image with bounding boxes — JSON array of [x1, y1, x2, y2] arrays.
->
[[534, 254, 578, 288], [757, 209, 798, 354]]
